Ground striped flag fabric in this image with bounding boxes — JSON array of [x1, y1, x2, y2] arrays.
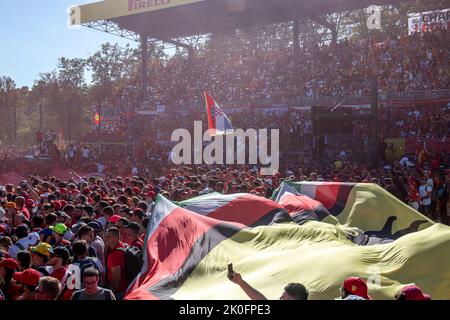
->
[[125, 182, 450, 300], [204, 91, 234, 136]]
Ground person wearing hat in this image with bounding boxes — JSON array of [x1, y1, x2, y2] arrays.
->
[[115, 218, 130, 244], [125, 222, 144, 249], [82, 205, 95, 220], [48, 246, 70, 282], [56, 211, 72, 228], [13, 268, 41, 300], [394, 284, 431, 300], [8, 225, 30, 260], [70, 222, 87, 241], [30, 242, 52, 277], [50, 223, 71, 248], [39, 213, 58, 246], [130, 208, 146, 234], [109, 214, 122, 226], [0, 258, 20, 300], [338, 277, 372, 300]]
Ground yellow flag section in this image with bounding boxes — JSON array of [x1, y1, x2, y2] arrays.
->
[[173, 221, 450, 300], [272, 181, 433, 235]]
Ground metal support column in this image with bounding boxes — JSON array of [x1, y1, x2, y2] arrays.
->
[[293, 18, 300, 94], [39, 103, 43, 132], [141, 34, 149, 97], [370, 77, 379, 168], [68, 99, 72, 143], [98, 99, 102, 135]]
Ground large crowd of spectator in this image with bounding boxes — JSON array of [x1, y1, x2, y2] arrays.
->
[[0, 156, 447, 300], [112, 29, 449, 109], [1, 5, 450, 303]]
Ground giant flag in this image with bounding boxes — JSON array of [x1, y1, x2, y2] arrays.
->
[[125, 182, 450, 300]]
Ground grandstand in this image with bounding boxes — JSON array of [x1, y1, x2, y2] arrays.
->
[[71, 0, 397, 91]]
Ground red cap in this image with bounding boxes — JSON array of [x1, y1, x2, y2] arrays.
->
[[25, 199, 35, 208], [59, 200, 68, 208], [343, 277, 372, 300], [0, 258, 19, 270], [13, 268, 40, 286], [147, 191, 156, 200], [83, 188, 91, 195], [51, 200, 61, 211], [109, 215, 121, 224], [400, 285, 431, 300], [132, 187, 141, 195], [255, 187, 264, 193], [0, 224, 6, 233]]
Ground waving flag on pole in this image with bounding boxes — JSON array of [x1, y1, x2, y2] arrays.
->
[[94, 112, 101, 126], [204, 91, 234, 136]]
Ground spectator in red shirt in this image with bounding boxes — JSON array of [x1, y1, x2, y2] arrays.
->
[[48, 246, 72, 300], [15, 196, 30, 220], [104, 227, 127, 298], [0, 258, 21, 300], [125, 222, 144, 249], [48, 246, 70, 282], [407, 177, 421, 211]]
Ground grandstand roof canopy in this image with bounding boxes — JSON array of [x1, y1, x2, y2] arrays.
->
[[71, 0, 396, 40]]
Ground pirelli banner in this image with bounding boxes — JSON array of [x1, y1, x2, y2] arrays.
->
[[408, 8, 450, 34], [70, 0, 204, 25]]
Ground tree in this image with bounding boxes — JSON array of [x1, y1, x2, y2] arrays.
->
[[0, 77, 18, 144]]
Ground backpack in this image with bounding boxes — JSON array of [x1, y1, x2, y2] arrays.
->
[[15, 242, 25, 251], [115, 245, 143, 284], [68, 257, 103, 290]]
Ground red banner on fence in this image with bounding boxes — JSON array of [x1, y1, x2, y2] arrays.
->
[[405, 137, 450, 154]]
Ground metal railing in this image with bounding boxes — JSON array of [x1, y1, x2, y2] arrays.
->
[[286, 89, 450, 107], [172, 90, 450, 111]]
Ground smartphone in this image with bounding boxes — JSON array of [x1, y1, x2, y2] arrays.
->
[[227, 263, 234, 279]]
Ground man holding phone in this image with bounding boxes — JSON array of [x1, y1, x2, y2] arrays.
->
[[228, 264, 308, 300]]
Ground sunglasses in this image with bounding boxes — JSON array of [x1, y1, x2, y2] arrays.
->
[[35, 287, 45, 294]]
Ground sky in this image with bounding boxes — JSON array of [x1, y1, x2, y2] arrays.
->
[[0, 0, 137, 88]]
